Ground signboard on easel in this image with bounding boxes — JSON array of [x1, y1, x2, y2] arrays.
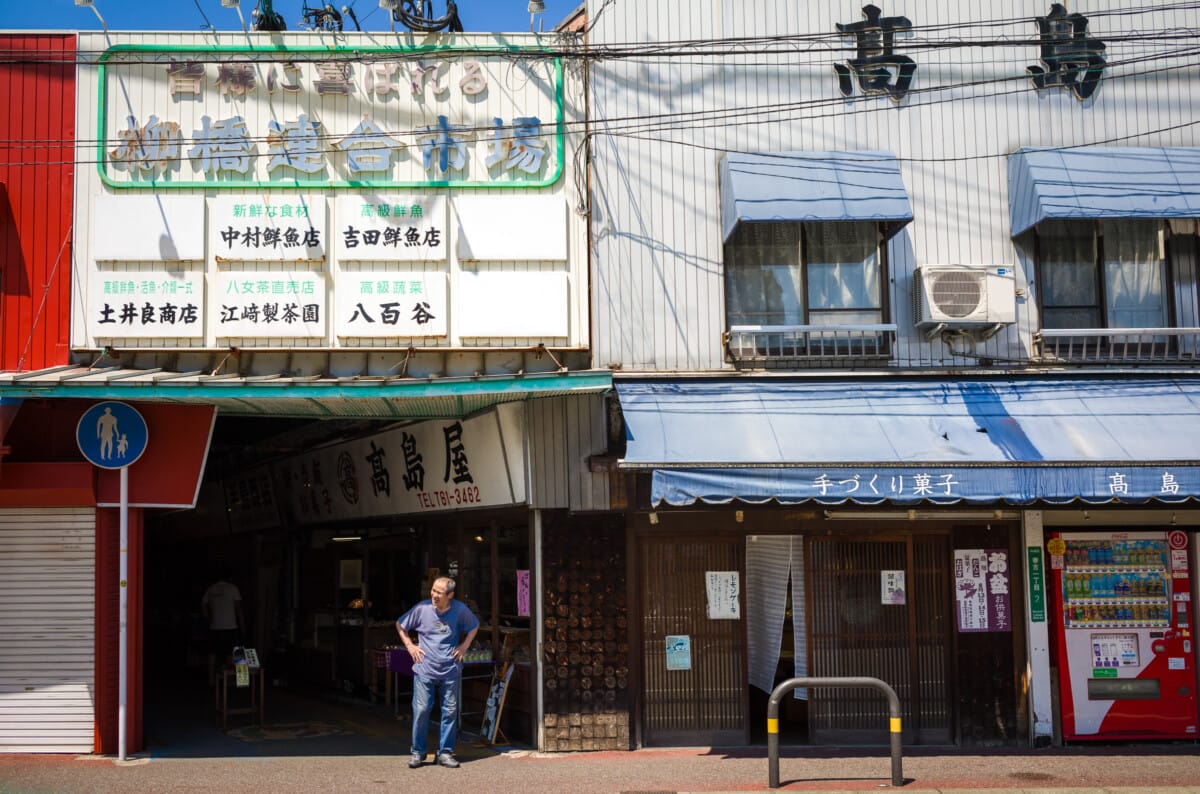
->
[[480, 663, 515, 745]]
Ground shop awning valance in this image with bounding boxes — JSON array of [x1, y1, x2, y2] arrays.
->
[[719, 151, 914, 242], [616, 378, 1200, 506], [1008, 146, 1200, 236], [0, 366, 611, 421]]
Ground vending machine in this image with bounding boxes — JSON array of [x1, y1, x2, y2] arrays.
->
[[1048, 530, 1196, 740]]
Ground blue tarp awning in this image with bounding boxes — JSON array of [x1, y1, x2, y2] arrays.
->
[[1008, 146, 1200, 236], [616, 378, 1200, 506], [719, 151, 914, 242]]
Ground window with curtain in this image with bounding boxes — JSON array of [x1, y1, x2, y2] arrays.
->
[[725, 220, 884, 327], [1037, 219, 1170, 330]]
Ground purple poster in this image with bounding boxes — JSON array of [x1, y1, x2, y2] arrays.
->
[[517, 569, 530, 617], [954, 549, 1012, 633]]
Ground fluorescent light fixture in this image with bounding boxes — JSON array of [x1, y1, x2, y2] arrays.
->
[[222, 0, 248, 33], [528, 0, 545, 32], [75, 0, 109, 32], [332, 535, 363, 542], [824, 510, 912, 521], [824, 509, 1016, 521]]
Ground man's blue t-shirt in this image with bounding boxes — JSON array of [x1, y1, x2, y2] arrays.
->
[[397, 599, 480, 681]]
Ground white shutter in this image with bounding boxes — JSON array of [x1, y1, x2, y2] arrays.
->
[[0, 508, 96, 753]]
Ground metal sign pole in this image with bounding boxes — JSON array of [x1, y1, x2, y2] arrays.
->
[[75, 401, 147, 764], [118, 464, 128, 762]]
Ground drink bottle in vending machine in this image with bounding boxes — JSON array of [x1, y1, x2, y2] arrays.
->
[[1048, 530, 1196, 740]]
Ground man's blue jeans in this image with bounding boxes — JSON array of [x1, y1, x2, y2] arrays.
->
[[411, 673, 460, 757]]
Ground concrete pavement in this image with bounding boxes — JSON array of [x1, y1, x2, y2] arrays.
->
[[4, 742, 1200, 793], [2, 681, 1198, 793]]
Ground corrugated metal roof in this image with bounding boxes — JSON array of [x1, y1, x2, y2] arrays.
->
[[0, 366, 612, 420]]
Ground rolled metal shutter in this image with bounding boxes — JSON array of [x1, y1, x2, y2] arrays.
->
[[0, 508, 96, 753]]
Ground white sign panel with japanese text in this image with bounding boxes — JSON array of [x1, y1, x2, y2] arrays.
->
[[277, 401, 527, 523], [208, 195, 326, 262], [334, 196, 447, 262], [335, 272, 448, 338], [212, 271, 326, 338], [96, 46, 563, 190], [88, 271, 205, 339]]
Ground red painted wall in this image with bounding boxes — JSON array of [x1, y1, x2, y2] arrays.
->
[[5, 399, 216, 507], [0, 35, 75, 371]]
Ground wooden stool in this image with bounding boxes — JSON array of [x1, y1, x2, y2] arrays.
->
[[215, 666, 265, 730]]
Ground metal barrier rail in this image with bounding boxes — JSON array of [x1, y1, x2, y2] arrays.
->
[[767, 676, 904, 789]]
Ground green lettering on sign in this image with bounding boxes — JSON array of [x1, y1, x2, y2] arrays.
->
[[1092, 668, 1117, 679], [1027, 547, 1046, 623]]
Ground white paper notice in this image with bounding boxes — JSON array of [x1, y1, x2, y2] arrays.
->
[[706, 571, 740, 619]]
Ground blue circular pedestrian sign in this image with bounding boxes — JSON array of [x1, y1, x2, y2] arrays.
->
[[76, 401, 149, 470]]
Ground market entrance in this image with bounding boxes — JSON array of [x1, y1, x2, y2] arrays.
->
[[139, 412, 537, 754]]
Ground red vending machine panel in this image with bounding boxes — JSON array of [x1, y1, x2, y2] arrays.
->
[[1049, 530, 1196, 740]]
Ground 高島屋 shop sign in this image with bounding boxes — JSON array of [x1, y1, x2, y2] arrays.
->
[[93, 43, 564, 189], [276, 402, 528, 522]]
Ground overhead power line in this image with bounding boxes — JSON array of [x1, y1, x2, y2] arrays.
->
[[2, 41, 1196, 159]]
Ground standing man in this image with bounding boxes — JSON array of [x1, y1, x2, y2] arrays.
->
[[396, 576, 480, 769], [201, 570, 244, 686]]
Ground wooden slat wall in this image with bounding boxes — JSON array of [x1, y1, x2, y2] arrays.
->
[[0, 35, 75, 371], [527, 393, 611, 512], [638, 535, 745, 745], [807, 535, 951, 744], [913, 537, 951, 744], [589, 1, 1200, 372]]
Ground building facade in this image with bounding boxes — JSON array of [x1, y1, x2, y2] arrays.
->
[[587, 0, 1200, 748], [5, 0, 1200, 757], [0, 27, 614, 754]]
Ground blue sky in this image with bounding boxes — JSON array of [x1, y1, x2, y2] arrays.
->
[[0, 0, 582, 34]]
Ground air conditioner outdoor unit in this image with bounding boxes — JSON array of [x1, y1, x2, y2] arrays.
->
[[914, 264, 1016, 328]]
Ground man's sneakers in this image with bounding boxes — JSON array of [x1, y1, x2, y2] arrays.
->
[[409, 752, 460, 769]]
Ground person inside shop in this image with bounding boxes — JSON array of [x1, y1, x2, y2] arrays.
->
[[201, 568, 244, 686], [396, 576, 480, 769]]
